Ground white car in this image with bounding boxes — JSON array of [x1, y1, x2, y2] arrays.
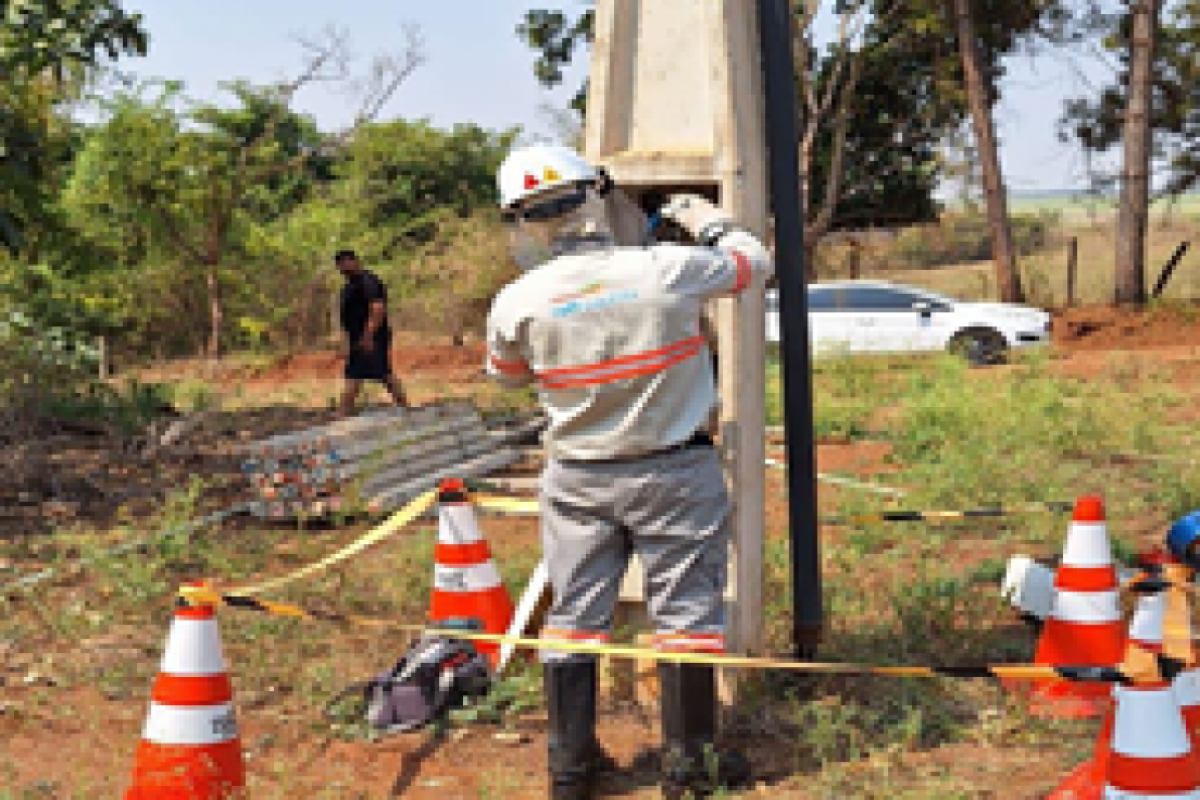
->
[[765, 280, 1052, 364]]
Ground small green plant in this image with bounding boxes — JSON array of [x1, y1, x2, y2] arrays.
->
[[169, 377, 220, 413], [452, 660, 544, 728]]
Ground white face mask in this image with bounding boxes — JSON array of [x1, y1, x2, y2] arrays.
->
[[512, 240, 554, 271], [508, 220, 556, 271], [506, 188, 616, 270]]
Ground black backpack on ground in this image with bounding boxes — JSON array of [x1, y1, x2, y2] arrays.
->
[[362, 622, 493, 734]]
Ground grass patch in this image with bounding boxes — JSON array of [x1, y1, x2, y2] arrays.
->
[[6, 346, 1196, 796]]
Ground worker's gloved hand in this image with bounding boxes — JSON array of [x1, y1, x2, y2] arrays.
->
[[659, 194, 731, 242]]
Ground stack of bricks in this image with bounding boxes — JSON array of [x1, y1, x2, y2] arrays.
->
[[237, 400, 521, 520]]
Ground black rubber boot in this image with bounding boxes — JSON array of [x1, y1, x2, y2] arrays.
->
[[545, 660, 616, 799], [658, 662, 751, 799]]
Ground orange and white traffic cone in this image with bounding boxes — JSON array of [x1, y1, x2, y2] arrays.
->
[[430, 478, 515, 670], [1104, 682, 1200, 797], [125, 589, 244, 798], [1124, 551, 1200, 748], [1050, 590, 1165, 799], [1030, 495, 1125, 718]]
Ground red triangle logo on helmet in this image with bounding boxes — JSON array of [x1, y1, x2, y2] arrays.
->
[[524, 174, 539, 190]]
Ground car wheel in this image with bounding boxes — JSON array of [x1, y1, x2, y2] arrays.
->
[[948, 328, 1008, 367]]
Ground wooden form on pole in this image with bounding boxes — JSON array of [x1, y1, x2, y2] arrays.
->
[[585, 0, 769, 662]]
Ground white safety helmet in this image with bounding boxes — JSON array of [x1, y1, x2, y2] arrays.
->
[[497, 143, 603, 210], [498, 144, 616, 269]]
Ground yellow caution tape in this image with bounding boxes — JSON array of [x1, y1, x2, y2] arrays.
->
[[176, 584, 1130, 684], [235, 489, 437, 596], [467, 490, 1075, 526], [471, 494, 540, 515]]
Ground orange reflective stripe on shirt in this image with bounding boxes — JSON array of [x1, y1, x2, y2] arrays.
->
[[490, 352, 532, 376], [652, 632, 727, 654], [728, 249, 752, 294], [537, 336, 705, 390], [543, 628, 612, 643]]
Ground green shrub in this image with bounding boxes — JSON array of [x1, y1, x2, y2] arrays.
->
[[877, 212, 1060, 271], [391, 210, 520, 344], [0, 307, 98, 419], [0, 305, 173, 434]]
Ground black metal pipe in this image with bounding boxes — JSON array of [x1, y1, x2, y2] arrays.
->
[[757, 0, 822, 657]]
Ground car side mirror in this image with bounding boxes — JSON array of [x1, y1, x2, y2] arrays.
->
[[912, 301, 932, 316]]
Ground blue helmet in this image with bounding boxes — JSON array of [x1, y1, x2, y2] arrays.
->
[[1166, 511, 1200, 566]]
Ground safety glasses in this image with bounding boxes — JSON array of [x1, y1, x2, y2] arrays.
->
[[507, 184, 590, 223]]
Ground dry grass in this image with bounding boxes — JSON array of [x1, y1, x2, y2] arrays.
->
[[823, 212, 1200, 308]]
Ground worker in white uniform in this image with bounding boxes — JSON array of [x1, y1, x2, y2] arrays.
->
[[486, 144, 773, 799]]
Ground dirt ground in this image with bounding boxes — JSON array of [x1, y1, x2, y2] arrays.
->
[[1053, 303, 1200, 352], [4, 303, 1200, 798]]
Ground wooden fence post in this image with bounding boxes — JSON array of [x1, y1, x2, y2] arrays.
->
[[97, 336, 109, 380], [1066, 237, 1078, 308]]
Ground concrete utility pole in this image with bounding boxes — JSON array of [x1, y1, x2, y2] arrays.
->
[[586, 0, 771, 665]]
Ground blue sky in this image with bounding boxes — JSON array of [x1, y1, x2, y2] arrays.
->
[[116, 1, 1116, 194]]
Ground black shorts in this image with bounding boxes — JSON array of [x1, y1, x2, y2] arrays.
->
[[344, 341, 393, 381]]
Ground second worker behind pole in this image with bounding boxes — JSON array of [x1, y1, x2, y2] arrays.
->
[[484, 144, 774, 800]]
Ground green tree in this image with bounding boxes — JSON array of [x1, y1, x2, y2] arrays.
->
[[332, 119, 518, 260], [0, 0, 146, 78], [885, 0, 1072, 301], [0, 0, 147, 252], [516, 8, 594, 114], [64, 29, 424, 360], [243, 119, 517, 350], [1060, 0, 1174, 304]]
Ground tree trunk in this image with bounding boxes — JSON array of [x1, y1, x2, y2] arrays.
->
[[803, 240, 818, 281], [1115, 0, 1158, 306], [952, 0, 1023, 303], [205, 265, 223, 361]]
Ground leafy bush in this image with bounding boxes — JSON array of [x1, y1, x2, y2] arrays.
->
[[392, 210, 520, 344], [0, 307, 99, 420], [0, 306, 172, 435]]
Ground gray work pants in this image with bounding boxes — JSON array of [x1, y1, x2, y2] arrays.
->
[[539, 443, 731, 662]]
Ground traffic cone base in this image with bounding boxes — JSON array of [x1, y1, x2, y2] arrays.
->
[[127, 740, 245, 799]]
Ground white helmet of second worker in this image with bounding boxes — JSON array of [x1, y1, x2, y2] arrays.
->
[[497, 143, 615, 270]]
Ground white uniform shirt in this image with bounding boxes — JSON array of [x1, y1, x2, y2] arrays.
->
[[486, 231, 774, 461]]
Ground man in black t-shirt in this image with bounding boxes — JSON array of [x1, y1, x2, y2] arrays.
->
[[335, 249, 410, 416]]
